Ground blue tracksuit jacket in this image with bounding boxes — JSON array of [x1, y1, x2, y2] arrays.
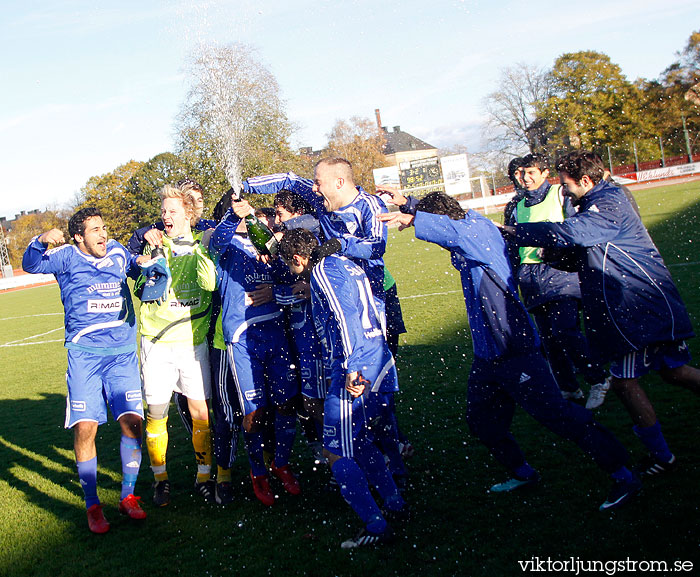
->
[[515, 179, 694, 361]]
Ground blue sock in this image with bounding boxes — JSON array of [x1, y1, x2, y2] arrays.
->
[[120, 435, 142, 500], [354, 439, 405, 509], [331, 457, 386, 533], [76, 456, 99, 509], [273, 412, 297, 468], [611, 466, 635, 483], [514, 462, 538, 480], [244, 431, 267, 477], [376, 413, 407, 477], [633, 421, 673, 463]]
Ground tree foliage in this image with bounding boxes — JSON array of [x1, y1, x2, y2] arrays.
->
[[9, 210, 70, 269], [539, 51, 648, 160], [480, 32, 699, 168], [74, 160, 144, 246], [326, 116, 387, 193]]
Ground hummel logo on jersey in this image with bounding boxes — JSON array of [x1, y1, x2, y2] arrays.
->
[[71, 400, 87, 412], [519, 373, 531, 384], [125, 390, 142, 402], [96, 257, 115, 269]]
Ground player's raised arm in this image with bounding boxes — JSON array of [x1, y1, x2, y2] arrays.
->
[[22, 229, 69, 274]]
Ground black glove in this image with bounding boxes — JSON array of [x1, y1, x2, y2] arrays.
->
[[310, 238, 342, 266]]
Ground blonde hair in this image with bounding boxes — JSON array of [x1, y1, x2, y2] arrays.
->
[[159, 184, 197, 226]]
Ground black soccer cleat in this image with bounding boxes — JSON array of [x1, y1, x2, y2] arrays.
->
[[152, 480, 171, 507], [341, 525, 395, 549], [634, 454, 677, 477]]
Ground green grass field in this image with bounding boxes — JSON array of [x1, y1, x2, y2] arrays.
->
[[1, 181, 699, 576]]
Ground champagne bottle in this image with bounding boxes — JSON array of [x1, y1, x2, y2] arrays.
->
[[245, 213, 278, 256]]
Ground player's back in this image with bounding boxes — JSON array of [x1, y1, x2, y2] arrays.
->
[[310, 254, 397, 393]]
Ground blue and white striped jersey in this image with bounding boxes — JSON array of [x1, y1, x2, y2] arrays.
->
[[310, 254, 397, 393], [243, 172, 388, 300], [209, 210, 284, 344], [22, 237, 139, 353]]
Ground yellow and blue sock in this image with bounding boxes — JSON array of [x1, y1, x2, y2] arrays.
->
[[120, 435, 142, 499]]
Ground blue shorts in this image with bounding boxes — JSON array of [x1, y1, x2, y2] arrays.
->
[[610, 340, 692, 379], [65, 349, 144, 428], [323, 384, 391, 459], [297, 351, 327, 399], [226, 320, 298, 416], [286, 303, 327, 399]]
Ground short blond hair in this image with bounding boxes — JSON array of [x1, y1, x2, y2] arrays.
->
[[159, 184, 197, 226]]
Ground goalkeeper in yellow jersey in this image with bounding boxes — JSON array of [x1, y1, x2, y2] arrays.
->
[[136, 184, 217, 506]]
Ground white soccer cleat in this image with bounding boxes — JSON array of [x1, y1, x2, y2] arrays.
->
[[586, 378, 611, 410]]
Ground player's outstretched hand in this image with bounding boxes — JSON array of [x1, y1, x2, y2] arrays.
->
[[376, 185, 408, 207], [38, 229, 65, 246], [377, 212, 414, 231]]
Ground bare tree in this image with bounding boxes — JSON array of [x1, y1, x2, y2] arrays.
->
[[482, 63, 552, 155]]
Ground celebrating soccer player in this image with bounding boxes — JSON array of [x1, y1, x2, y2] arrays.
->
[[279, 228, 408, 548], [379, 191, 640, 511], [23, 207, 149, 533]]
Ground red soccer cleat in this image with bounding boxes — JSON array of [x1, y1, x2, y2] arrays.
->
[[86, 503, 110, 534], [119, 494, 147, 520], [271, 462, 301, 496], [250, 471, 275, 506]]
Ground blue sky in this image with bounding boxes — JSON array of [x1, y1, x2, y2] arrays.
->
[[1, 0, 698, 220]]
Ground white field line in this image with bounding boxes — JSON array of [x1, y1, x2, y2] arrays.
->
[[667, 261, 700, 268], [2, 327, 64, 347], [400, 289, 462, 300], [0, 312, 63, 322]]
